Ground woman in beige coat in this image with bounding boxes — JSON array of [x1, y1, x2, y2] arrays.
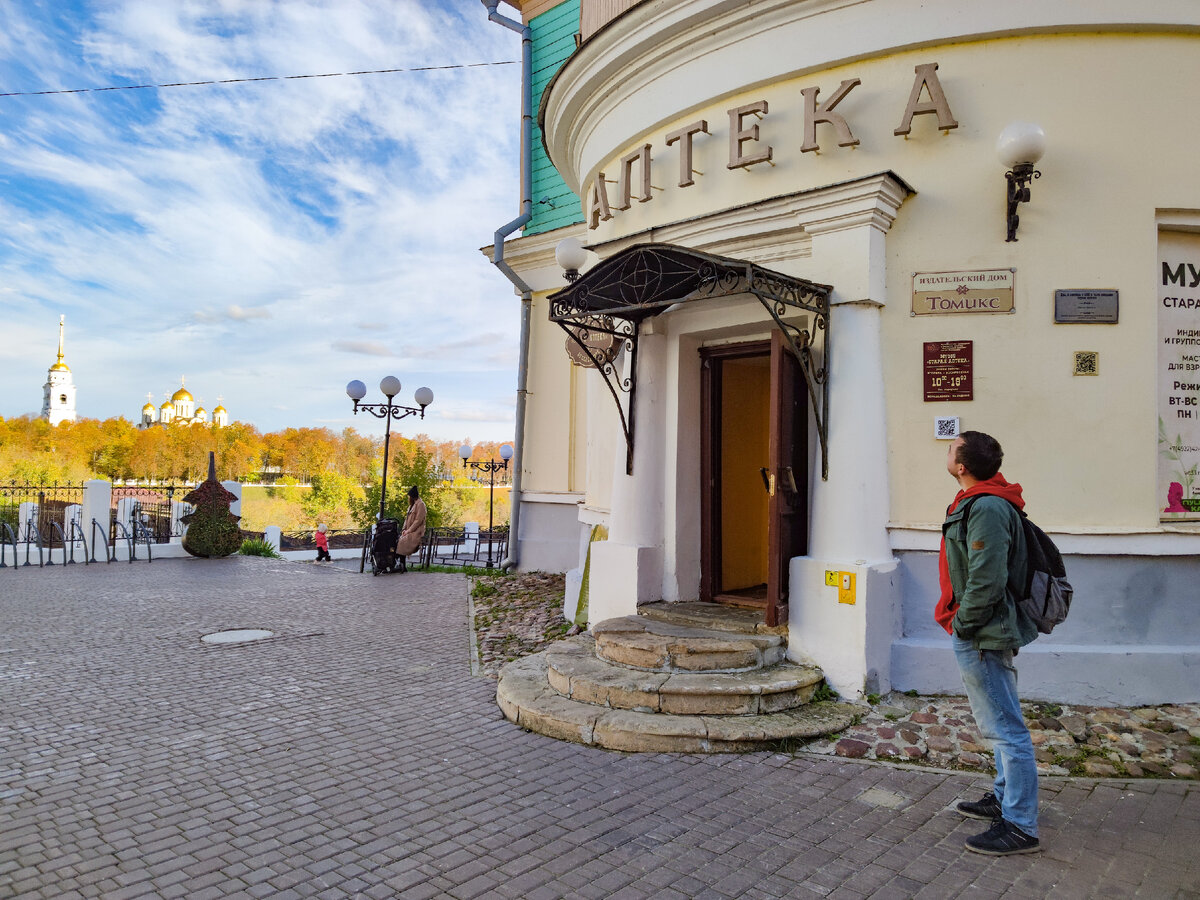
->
[[395, 485, 427, 572]]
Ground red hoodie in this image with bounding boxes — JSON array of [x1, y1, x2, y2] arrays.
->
[[934, 473, 1025, 634]]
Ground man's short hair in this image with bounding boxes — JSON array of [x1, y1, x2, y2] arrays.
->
[[957, 431, 1003, 480]]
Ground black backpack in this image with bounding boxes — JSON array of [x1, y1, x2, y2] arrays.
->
[[961, 498, 1072, 634]]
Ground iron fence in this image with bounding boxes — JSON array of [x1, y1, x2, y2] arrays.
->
[[110, 486, 190, 545], [418, 524, 509, 569], [280, 529, 367, 551], [0, 483, 86, 548]]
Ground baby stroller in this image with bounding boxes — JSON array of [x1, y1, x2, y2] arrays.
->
[[369, 518, 400, 575]]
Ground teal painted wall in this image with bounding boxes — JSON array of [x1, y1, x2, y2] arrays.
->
[[527, 0, 583, 235]]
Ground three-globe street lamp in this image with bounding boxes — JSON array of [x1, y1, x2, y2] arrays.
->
[[346, 377, 433, 522], [458, 442, 513, 569]]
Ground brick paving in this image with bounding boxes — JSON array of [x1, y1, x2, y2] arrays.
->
[[1, 558, 1197, 899]]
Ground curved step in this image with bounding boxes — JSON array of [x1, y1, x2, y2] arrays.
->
[[497, 652, 858, 753], [545, 636, 822, 715], [637, 601, 784, 635], [592, 616, 786, 673]]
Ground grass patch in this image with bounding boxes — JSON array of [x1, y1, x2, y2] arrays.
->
[[238, 538, 281, 559], [1026, 701, 1064, 719], [812, 681, 838, 703]]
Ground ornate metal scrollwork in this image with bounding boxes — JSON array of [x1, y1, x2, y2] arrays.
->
[[548, 243, 833, 478]]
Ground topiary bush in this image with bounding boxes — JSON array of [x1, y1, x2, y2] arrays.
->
[[181, 452, 243, 558]]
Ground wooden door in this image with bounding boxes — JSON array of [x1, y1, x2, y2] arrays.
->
[[765, 329, 809, 627]]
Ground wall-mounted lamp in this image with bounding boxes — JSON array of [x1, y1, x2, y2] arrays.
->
[[555, 236, 589, 282], [997, 121, 1046, 242]]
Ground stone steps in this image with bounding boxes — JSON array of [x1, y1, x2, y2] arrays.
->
[[496, 603, 858, 752], [497, 652, 857, 753], [591, 615, 786, 672], [546, 635, 822, 715], [637, 601, 783, 635]]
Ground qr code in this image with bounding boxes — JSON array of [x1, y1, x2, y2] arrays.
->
[[1074, 351, 1098, 376], [934, 416, 960, 439]]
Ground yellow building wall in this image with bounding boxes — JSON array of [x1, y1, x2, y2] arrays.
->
[[521, 292, 585, 494], [575, 33, 1200, 533]]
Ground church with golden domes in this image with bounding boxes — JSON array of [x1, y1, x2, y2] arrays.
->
[[138, 378, 228, 429], [41, 316, 77, 426]]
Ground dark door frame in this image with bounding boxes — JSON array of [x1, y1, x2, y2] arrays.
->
[[699, 340, 771, 607], [699, 335, 809, 626]]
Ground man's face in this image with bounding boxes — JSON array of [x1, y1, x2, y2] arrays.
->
[[946, 437, 965, 480]]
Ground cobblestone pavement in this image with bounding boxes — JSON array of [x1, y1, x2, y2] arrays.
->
[[2, 559, 1197, 899]]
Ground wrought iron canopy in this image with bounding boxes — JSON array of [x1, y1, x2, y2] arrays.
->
[[548, 243, 833, 478]]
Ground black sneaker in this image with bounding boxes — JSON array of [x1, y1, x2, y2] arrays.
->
[[956, 791, 1002, 821], [965, 819, 1040, 856]]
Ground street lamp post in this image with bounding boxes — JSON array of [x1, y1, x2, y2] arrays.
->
[[346, 377, 433, 522], [458, 443, 513, 569]]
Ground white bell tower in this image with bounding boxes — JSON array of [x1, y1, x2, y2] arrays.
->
[[41, 316, 77, 426]]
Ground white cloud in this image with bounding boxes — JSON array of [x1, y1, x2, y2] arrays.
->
[[438, 407, 516, 423], [0, 0, 525, 442], [194, 304, 272, 322], [332, 340, 395, 357]]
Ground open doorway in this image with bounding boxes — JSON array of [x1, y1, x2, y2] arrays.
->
[[700, 332, 808, 626]]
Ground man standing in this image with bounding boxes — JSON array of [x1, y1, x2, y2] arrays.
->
[[938, 431, 1041, 855]]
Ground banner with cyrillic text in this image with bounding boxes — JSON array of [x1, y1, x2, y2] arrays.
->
[[1158, 229, 1200, 521]]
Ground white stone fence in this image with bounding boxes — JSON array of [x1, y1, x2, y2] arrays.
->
[[1, 479, 241, 566]]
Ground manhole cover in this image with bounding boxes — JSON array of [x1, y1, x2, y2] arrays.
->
[[201, 629, 275, 645]]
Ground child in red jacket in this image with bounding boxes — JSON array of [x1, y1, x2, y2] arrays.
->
[[315, 524, 331, 561]]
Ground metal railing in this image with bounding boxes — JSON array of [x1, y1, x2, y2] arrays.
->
[[0, 522, 16, 568], [110, 486, 189, 545], [280, 529, 367, 551], [418, 525, 509, 570], [0, 483, 86, 548]]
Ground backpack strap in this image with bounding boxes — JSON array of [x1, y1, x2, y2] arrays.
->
[[954, 494, 982, 531]]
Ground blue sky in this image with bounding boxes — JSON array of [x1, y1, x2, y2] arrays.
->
[[0, 0, 524, 442]]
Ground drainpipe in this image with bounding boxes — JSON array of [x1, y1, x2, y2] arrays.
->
[[484, 0, 532, 571]]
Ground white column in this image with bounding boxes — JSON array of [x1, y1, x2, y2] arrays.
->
[[17, 502, 38, 542], [221, 481, 242, 518], [807, 298, 892, 564], [264, 526, 282, 552], [787, 173, 910, 700], [588, 328, 668, 624], [115, 497, 139, 537], [170, 501, 190, 542], [81, 480, 112, 559]]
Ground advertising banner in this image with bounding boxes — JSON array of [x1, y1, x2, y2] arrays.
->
[[1158, 230, 1200, 521]]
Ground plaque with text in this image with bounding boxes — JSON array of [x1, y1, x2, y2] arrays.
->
[[923, 340, 973, 402], [912, 269, 1014, 316], [1054, 289, 1119, 323]]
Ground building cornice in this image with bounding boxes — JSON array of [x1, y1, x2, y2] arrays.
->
[[543, 0, 1200, 194], [582, 171, 913, 268]]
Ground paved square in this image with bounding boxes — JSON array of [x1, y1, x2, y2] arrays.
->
[[1, 558, 1197, 898]]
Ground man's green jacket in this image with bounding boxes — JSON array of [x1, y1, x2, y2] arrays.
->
[[942, 495, 1037, 650]]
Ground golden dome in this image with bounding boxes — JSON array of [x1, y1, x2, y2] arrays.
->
[[213, 404, 227, 413], [195, 407, 207, 416], [171, 386, 193, 402], [142, 402, 156, 412], [160, 400, 173, 410], [49, 317, 69, 372]]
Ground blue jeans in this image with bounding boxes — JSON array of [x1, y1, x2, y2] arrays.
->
[[952, 636, 1039, 837]]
